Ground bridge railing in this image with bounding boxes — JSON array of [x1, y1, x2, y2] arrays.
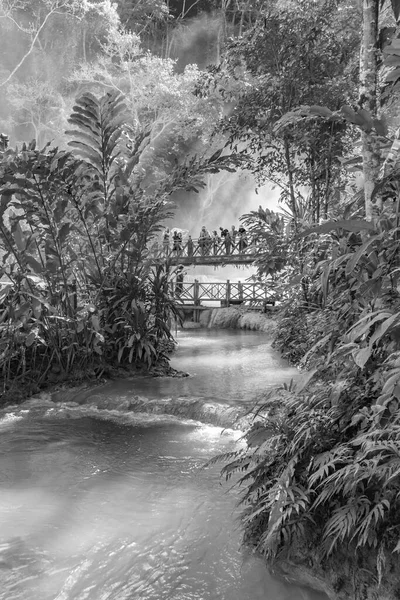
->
[[172, 280, 277, 305], [176, 281, 197, 302], [197, 282, 226, 301], [150, 236, 262, 260], [230, 282, 273, 302]]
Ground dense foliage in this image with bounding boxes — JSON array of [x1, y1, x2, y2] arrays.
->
[[0, 95, 165, 392], [217, 0, 361, 221], [5, 0, 400, 593], [0, 86, 234, 397], [208, 0, 400, 595], [217, 211, 400, 591]]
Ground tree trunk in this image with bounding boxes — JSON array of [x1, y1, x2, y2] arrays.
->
[[309, 150, 319, 223], [359, 0, 380, 220], [82, 25, 87, 62], [284, 138, 297, 226]]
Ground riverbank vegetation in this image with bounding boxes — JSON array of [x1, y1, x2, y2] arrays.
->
[[0, 88, 239, 402], [0, 0, 246, 401], [214, 1, 400, 597], [3, 0, 400, 595], [0, 90, 178, 399]]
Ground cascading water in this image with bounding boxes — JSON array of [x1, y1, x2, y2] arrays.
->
[[0, 330, 328, 600]]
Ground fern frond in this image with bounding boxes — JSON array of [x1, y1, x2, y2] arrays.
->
[[353, 500, 390, 548], [202, 450, 243, 469], [221, 457, 252, 480], [322, 498, 370, 557], [308, 446, 351, 486]]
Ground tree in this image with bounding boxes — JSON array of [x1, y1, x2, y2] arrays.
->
[[0, 0, 82, 87], [359, 0, 381, 220], [0, 0, 120, 86], [219, 0, 361, 225], [4, 79, 69, 146], [69, 27, 231, 191], [213, 4, 400, 594], [265, 0, 400, 220], [0, 0, 122, 145]]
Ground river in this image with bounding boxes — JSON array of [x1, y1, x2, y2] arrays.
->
[[0, 329, 327, 600]]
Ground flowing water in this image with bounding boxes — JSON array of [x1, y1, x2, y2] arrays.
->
[[0, 329, 327, 600]]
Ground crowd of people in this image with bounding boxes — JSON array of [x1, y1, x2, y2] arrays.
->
[[159, 225, 250, 257]]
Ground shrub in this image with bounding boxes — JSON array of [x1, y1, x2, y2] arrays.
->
[[0, 92, 180, 396], [219, 211, 400, 588]]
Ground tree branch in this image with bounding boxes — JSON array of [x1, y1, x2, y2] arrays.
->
[[0, 12, 33, 33], [0, 0, 79, 87]]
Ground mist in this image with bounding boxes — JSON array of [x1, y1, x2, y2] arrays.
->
[[0, 0, 278, 288], [167, 172, 281, 282]]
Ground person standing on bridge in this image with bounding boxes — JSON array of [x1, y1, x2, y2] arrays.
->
[[224, 230, 231, 255], [172, 230, 182, 255], [199, 226, 209, 256], [238, 226, 248, 253], [175, 265, 185, 298], [231, 225, 237, 249], [212, 230, 220, 255], [163, 228, 170, 256], [205, 230, 212, 255], [187, 235, 194, 257]]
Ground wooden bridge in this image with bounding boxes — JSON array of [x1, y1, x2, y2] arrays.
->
[[171, 280, 276, 306], [151, 237, 260, 266]]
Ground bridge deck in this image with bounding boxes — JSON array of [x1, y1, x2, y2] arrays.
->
[[151, 237, 261, 266]]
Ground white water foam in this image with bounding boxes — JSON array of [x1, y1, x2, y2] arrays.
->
[[0, 390, 248, 431], [43, 404, 204, 428], [0, 412, 25, 428]]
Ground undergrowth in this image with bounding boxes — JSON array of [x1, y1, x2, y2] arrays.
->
[[215, 208, 400, 595], [0, 91, 185, 398]]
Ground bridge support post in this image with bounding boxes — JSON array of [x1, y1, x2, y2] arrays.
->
[[194, 279, 200, 322], [194, 279, 200, 305], [238, 280, 243, 302], [225, 279, 231, 307]]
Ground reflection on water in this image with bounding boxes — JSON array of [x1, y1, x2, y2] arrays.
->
[[0, 330, 326, 600]]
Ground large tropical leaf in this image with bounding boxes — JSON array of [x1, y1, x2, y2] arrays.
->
[[391, 0, 400, 22], [67, 90, 128, 189]]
